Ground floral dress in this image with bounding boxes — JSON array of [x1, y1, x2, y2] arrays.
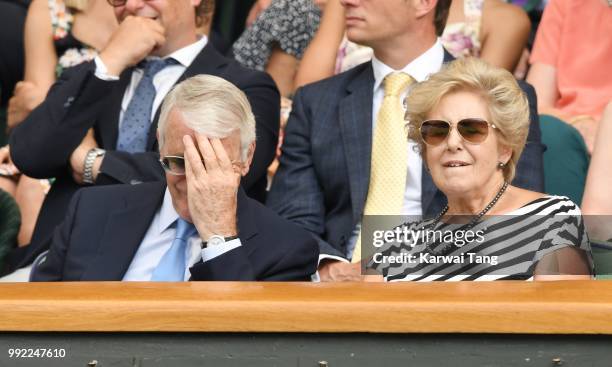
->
[[49, 0, 97, 77], [440, 0, 484, 58], [232, 0, 321, 71]]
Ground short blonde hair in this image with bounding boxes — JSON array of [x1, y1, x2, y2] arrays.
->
[[158, 75, 256, 161], [405, 57, 530, 182]]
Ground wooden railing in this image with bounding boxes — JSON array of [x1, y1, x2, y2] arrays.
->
[[1, 281, 612, 333]]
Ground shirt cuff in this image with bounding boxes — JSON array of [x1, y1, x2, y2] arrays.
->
[[311, 254, 349, 282], [200, 238, 242, 262], [94, 56, 120, 81]]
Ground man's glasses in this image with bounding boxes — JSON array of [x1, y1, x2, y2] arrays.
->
[[419, 118, 498, 146], [160, 156, 243, 176]]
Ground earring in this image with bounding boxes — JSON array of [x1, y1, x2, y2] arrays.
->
[[498, 162, 506, 169]]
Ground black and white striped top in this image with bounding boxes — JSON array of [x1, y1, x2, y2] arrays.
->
[[368, 196, 593, 281]]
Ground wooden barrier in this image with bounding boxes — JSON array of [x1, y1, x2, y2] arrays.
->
[[2, 281, 612, 334]]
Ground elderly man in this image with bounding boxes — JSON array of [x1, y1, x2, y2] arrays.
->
[[31, 75, 318, 281], [7, 0, 279, 275], [267, 0, 545, 281]]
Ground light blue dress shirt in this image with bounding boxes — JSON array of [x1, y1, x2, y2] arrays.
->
[[122, 189, 242, 281]]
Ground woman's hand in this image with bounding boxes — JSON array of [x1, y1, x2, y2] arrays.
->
[[0, 146, 20, 176]]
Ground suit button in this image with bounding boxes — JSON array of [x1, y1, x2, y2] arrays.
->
[[64, 96, 75, 108]]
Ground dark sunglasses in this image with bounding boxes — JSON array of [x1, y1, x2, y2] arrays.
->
[[160, 156, 243, 176], [107, 0, 151, 6], [107, 0, 127, 6], [419, 118, 498, 146]]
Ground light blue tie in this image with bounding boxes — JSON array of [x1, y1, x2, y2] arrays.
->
[[117, 58, 177, 153], [151, 218, 197, 281]]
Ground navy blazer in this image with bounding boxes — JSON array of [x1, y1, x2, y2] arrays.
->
[[6, 43, 280, 273], [267, 53, 545, 259], [31, 182, 319, 281]]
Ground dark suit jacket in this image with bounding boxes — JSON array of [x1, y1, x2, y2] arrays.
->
[[7, 43, 279, 272], [0, 0, 27, 106], [267, 53, 545, 259], [31, 182, 319, 281]]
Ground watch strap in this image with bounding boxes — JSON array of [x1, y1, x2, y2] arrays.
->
[[83, 148, 105, 184], [201, 235, 239, 248]]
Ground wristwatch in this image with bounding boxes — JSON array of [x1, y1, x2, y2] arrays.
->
[[202, 235, 239, 248], [83, 148, 105, 184]]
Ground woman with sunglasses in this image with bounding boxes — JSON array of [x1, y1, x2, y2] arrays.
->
[[367, 58, 593, 281]]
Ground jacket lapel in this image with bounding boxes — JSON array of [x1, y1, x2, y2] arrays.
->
[[338, 63, 375, 222], [80, 183, 166, 280], [420, 168, 438, 217], [177, 42, 229, 82], [236, 188, 258, 250], [146, 43, 230, 149], [442, 48, 455, 64]]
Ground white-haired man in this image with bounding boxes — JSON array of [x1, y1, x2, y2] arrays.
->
[[31, 75, 318, 281]]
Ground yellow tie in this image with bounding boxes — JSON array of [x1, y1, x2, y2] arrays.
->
[[352, 72, 414, 263]]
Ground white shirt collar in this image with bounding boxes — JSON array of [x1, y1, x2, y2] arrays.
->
[[145, 35, 208, 68], [157, 188, 179, 234], [371, 39, 444, 92]]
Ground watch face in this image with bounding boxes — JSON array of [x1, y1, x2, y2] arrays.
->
[[208, 236, 225, 247]]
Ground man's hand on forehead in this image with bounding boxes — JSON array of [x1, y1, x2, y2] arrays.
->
[[183, 134, 240, 240], [186, 130, 244, 170]]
